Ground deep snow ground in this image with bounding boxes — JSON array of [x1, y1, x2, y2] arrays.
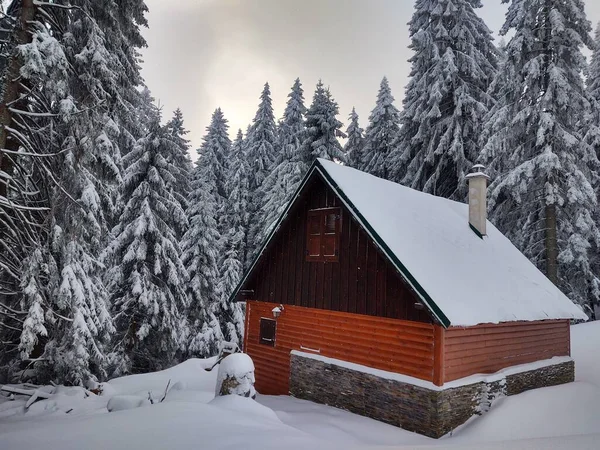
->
[[0, 322, 599, 450]]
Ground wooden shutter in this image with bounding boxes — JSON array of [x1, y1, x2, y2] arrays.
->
[[306, 211, 323, 261], [322, 210, 339, 260], [259, 318, 276, 346], [306, 208, 341, 262]]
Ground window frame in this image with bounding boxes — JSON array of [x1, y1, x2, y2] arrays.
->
[[259, 317, 277, 347], [306, 207, 342, 263]]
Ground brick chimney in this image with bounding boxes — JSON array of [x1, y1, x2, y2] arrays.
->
[[466, 164, 490, 237]]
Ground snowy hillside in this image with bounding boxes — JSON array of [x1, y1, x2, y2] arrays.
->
[[1, 322, 599, 450]]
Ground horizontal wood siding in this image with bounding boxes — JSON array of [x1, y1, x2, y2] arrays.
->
[[246, 301, 436, 395], [443, 320, 570, 382], [246, 175, 431, 323]]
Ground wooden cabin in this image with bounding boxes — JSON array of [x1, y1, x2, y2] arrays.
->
[[233, 159, 586, 438]]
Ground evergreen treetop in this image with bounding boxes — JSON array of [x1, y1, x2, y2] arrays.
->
[[390, 0, 498, 200], [362, 77, 400, 178]]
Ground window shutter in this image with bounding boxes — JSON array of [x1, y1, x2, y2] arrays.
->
[[322, 212, 339, 259], [306, 208, 341, 262], [306, 211, 323, 260]]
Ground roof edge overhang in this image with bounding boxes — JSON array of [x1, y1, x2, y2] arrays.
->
[[228, 159, 452, 328]]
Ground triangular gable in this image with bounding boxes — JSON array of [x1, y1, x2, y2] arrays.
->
[[230, 159, 450, 327]]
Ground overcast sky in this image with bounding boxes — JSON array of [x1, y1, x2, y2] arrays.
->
[[141, 0, 600, 150]]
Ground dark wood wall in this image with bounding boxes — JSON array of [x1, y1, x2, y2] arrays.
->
[[245, 302, 437, 395], [245, 174, 432, 323]]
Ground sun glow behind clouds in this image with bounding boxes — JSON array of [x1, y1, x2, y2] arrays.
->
[[142, 0, 600, 150]]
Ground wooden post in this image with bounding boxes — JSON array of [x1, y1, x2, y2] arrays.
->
[[433, 325, 445, 387], [242, 301, 251, 353]]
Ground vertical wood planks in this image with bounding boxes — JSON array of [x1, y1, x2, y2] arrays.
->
[[245, 173, 432, 324]]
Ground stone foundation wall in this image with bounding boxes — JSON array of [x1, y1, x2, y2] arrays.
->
[[289, 353, 574, 438]]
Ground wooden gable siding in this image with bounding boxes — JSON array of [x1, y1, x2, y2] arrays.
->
[[441, 320, 570, 382], [245, 175, 432, 323], [245, 301, 437, 395]]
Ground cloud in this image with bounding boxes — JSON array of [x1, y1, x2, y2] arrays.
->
[[141, 0, 600, 151]]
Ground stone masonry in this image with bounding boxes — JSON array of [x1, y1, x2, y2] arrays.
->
[[289, 353, 575, 438]]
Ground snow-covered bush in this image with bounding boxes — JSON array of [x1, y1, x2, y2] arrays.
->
[[215, 353, 256, 399]]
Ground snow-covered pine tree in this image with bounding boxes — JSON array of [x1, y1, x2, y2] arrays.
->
[[0, 0, 152, 382], [181, 109, 231, 358], [89, 0, 150, 152], [40, 8, 130, 380], [301, 80, 346, 165], [252, 78, 307, 250], [0, 1, 56, 373], [361, 77, 400, 178], [0, 0, 137, 384], [344, 108, 365, 169], [481, 0, 600, 315], [585, 23, 600, 161], [105, 115, 189, 374], [245, 83, 278, 259], [585, 23, 600, 319], [246, 82, 278, 193], [165, 108, 193, 216], [218, 130, 249, 346], [389, 0, 498, 200]]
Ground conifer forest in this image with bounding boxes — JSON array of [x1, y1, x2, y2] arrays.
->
[[1, 0, 600, 385]]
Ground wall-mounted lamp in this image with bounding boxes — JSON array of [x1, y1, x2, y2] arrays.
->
[[272, 304, 284, 319]]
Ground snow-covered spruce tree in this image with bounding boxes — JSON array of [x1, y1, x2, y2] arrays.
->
[[361, 77, 400, 178], [0, 1, 120, 384], [181, 109, 231, 358], [246, 82, 278, 193], [40, 13, 128, 381], [300, 80, 346, 165], [1, 0, 152, 382], [105, 116, 189, 374], [0, 1, 53, 374], [344, 108, 365, 169], [165, 108, 193, 216], [89, 0, 150, 153], [585, 23, 600, 319], [245, 83, 278, 258], [481, 0, 600, 315], [252, 78, 307, 249], [389, 0, 498, 200], [218, 130, 249, 346], [585, 23, 600, 161]]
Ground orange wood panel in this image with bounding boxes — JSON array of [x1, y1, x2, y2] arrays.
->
[[433, 325, 445, 386], [443, 320, 570, 382], [245, 301, 436, 395]]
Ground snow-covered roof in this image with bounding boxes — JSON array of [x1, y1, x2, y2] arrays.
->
[[316, 159, 587, 327]]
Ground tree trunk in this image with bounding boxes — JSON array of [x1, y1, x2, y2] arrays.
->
[[0, 0, 36, 201], [545, 203, 558, 284], [540, 1, 558, 286]]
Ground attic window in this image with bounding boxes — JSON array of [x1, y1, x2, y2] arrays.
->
[[259, 318, 276, 347], [306, 207, 341, 262]]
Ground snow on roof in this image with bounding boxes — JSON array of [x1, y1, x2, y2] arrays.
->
[[317, 159, 587, 327]]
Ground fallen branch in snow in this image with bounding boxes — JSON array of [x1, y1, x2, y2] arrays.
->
[[160, 379, 171, 403], [147, 379, 172, 405], [0, 385, 53, 409]]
